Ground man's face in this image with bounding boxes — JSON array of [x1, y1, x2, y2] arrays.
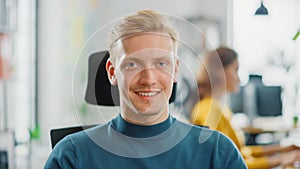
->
[[111, 33, 178, 124]]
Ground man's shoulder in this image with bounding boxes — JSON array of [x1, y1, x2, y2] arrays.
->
[[70, 123, 109, 139], [176, 121, 246, 168], [173, 119, 219, 143], [174, 118, 216, 135], [174, 119, 236, 146], [54, 123, 109, 148]]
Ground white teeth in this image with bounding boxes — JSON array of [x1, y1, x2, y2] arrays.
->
[[138, 92, 157, 97]]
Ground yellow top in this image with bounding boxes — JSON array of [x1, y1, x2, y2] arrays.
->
[[190, 97, 270, 169]]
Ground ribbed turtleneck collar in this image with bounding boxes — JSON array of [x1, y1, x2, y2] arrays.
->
[[110, 114, 175, 138]]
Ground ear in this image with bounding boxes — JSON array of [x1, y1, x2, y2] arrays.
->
[[173, 59, 179, 83], [106, 58, 117, 85]]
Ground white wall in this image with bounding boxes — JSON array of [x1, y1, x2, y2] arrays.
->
[[233, 0, 300, 122]]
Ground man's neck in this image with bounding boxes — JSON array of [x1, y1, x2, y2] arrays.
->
[[120, 109, 169, 126]]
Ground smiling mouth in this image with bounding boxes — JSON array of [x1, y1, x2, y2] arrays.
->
[[136, 91, 159, 97]]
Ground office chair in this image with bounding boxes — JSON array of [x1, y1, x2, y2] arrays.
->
[[50, 125, 96, 148], [50, 51, 177, 148]]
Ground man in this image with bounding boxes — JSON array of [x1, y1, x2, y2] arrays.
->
[[44, 10, 247, 169]]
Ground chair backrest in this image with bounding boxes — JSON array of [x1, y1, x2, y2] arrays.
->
[[84, 51, 119, 106], [50, 125, 96, 148]]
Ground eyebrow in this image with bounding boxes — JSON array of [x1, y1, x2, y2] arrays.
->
[[153, 56, 174, 63], [122, 54, 173, 63]]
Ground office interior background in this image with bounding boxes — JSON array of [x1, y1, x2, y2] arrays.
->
[[0, 0, 300, 168]]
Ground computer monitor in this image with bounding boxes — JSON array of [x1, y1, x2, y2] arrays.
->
[[229, 86, 244, 113], [256, 86, 282, 116], [229, 85, 282, 117]]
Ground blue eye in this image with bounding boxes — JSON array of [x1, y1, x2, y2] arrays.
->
[[128, 62, 136, 67], [157, 61, 168, 67], [125, 62, 139, 69]]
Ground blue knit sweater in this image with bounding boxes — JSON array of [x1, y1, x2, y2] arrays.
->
[[44, 114, 247, 169]]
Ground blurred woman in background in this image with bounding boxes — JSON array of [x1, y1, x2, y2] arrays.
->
[[190, 47, 300, 169]]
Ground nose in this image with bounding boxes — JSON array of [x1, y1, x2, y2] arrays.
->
[[138, 68, 157, 86], [237, 75, 241, 84]]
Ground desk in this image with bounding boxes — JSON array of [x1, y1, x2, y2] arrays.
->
[[281, 129, 300, 169], [280, 128, 300, 147], [242, 126, 276, 134], [242, 126, 288, 145]]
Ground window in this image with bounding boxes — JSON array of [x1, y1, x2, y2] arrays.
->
[[0, 0, 37, 143]]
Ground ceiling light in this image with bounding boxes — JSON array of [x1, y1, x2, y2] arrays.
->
[[255, 0, 268, 15]]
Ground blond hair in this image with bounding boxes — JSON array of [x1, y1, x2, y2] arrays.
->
[[108, 9, 178, 65]]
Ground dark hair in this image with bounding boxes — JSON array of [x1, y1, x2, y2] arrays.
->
[[197, 47, 238, 100], [215, 47, 238, 67]]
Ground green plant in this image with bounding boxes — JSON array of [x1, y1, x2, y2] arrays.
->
[[293, 29, 300, 40]]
